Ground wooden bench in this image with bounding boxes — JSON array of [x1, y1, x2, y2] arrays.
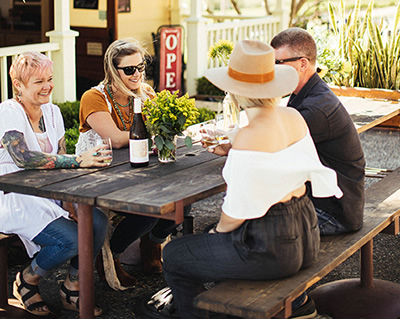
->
[[194, 167, 400, 319]]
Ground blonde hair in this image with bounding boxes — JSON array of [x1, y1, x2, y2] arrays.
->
[[9, 52, 53, 95], [101, 38, 151, 99], [229, 93, 280, 109]]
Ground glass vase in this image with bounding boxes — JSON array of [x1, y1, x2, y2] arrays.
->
[[158, 135, 177, 163]]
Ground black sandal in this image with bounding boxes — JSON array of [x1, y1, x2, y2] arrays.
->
[[60, 281, 103, 317], [13, 271, 50, 316]]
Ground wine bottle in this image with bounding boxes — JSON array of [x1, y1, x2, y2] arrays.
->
[[129, 98, 149, 168]]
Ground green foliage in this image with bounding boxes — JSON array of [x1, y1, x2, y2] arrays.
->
[[195, 107, 216, 124], [57, 100, 80, 154], [143, 90, 200, 154], [317, 0, 400, 89], [197, 39, 234, 96], [65, 126, 80, 155], [208, 39, 234, 66], [57, 101, 80, 130], [196, 76, 224, 96]]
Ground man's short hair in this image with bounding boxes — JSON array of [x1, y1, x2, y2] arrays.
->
[[270, 27, 317, 64]]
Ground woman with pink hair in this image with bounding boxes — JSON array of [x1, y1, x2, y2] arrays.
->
[[0, 52, 109, 316]]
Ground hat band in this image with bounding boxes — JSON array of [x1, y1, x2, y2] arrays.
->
[[228, 67, 274, 83]]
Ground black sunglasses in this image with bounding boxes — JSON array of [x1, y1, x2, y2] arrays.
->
[[116, 60, 146, 75], [275, 57, 308, 64]]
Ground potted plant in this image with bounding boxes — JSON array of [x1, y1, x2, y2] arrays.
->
[[143, 90, 199, 163]]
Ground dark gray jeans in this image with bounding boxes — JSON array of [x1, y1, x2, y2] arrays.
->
[[163, 194, 319, 319]]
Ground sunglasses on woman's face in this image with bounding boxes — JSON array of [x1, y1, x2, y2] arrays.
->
[[116, 60, 146, 76]]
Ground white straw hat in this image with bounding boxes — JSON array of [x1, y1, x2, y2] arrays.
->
[[204, 40, 298, 99]]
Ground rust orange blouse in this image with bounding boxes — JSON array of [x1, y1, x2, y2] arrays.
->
[[79, 83, 156, 133]]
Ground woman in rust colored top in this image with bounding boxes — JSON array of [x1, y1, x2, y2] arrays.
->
[[76, 38, 156, 153], [77, 38, 190, 289]]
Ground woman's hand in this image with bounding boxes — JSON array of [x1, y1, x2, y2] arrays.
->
[[199, 128, 232, 156], [205, 143, 232, 156], [209, 212, 245, 233], [77, 145, 112, 168]]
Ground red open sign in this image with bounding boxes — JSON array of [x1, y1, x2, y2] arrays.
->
[[158, 27, 183, 93]]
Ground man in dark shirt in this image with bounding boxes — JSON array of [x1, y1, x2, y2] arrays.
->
[[269, 27, 365, 319], [271, 27, 365, 235]]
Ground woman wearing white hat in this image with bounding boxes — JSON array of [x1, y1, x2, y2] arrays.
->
[[162, 39, 343, 319]]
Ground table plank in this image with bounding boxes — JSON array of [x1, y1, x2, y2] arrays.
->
[[32, 145, 218, 203], [96, 156, 227, 216], [0, 144, 130, 197], [338, 96, 400, 133], [279, 95, 400, 134]]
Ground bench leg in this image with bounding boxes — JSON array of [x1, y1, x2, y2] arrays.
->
[[309, 239, 400, 318], [0, 244, 8, 308], [360, 239, 374, 288]]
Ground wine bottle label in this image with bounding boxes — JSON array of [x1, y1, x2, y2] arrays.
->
[[130, 139, 149, 163]]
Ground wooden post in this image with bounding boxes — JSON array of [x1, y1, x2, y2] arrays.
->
[[272, 0, 289, 31], [46, 0, 79, 103], [186, 0, 208, 96]]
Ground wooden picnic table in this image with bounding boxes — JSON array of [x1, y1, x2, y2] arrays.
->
[[0, 143, 226, 319], [0, 89, 399, 318]]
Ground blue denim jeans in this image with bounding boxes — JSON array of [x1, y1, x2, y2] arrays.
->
[[316, 207, 348, 236], [163, 195, 318, 319], [31, 209, 108, 277]]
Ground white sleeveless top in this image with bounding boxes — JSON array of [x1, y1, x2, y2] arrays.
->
[[222, 130, 343, 219], [0, 99, 69, 257]]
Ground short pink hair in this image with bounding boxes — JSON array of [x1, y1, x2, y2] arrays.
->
[[9, 52, 53, 95]]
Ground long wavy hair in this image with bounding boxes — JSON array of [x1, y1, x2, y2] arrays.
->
[[101, 38, 152, 99]]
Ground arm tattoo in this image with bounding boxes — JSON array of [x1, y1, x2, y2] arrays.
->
[[1, 130, 81, 169], [27, 265, 36, 276]]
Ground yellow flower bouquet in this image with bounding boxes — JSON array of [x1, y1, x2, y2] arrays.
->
[[143, 90, 199, 162]]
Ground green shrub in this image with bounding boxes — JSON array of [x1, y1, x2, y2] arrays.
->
[[195, 107, 216, 123], [65, 126, 80, 154], [58, 101, 80, 129], [57, 101, 80, 154], [196, 76, 224, 96]]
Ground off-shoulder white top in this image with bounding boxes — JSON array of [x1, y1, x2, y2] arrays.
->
[[221, 130, 343, 219]]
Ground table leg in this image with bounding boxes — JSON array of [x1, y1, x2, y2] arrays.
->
[[175, 200, 184, 224], [77, 204, 95, 319]]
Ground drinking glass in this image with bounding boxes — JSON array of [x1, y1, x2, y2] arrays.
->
[[214, 114, 230, 145], [96, 137, 113, 164], [200, 120, 219, 149], [200, 117, 232, 150]]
